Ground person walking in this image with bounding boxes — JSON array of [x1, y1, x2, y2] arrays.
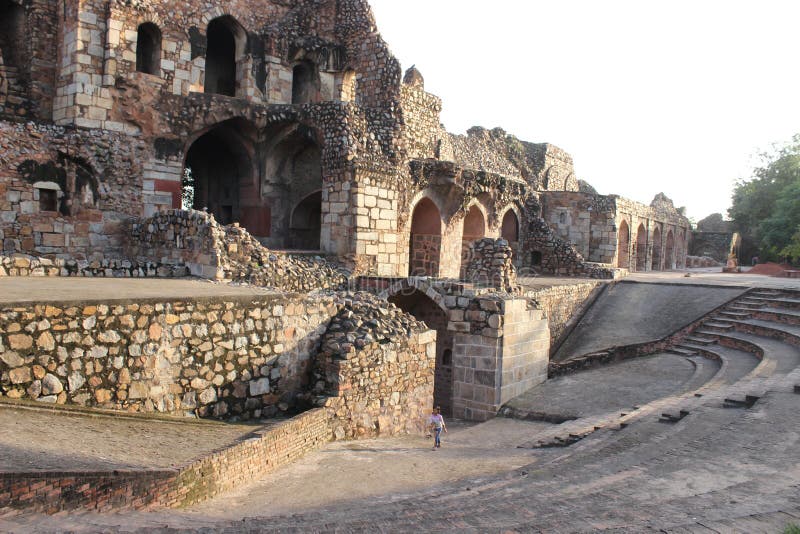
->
[[428, 406, 447, 450]]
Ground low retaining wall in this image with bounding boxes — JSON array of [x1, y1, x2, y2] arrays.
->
[[0, 408, 331, 515], [0, 254, 186, 278], [0, 294, 340, 419]]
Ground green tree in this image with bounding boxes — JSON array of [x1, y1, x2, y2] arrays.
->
[[729, 135, 800, 262]]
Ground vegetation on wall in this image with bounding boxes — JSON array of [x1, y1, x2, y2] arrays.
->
[[729, 134, 800, 262]]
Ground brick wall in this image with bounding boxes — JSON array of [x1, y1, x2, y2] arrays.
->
[[0, 408, 331, 515]]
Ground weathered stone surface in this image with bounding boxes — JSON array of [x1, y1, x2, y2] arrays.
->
[[41, 373, 63, 395]]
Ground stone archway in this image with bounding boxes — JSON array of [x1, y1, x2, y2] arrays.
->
[[409, 197, 442, 277], [289, 191, 322, 250], [387, 287, 453, 415], [652, 226, 663, 271], [635, 223, 648, 272], [184, 119, 256, 231], [617, 219, 631, 269], [461, 204, 487, 280], [666, 230, 676, 270]]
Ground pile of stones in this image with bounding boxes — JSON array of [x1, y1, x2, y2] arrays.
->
[[318, 292, 428, 358]]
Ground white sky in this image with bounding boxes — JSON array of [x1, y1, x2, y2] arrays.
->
[[368, 0, 800, 221]]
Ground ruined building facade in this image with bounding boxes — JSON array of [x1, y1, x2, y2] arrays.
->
[[0, 0, 690, 278]]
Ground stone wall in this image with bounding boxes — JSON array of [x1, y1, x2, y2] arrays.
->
[[690, 232, 735, 263], [463, 238, 518, 292], [0, 294, 340, 420], [527, 282, 604, 348], [452, 298, 550, 421], [127, 209, 348, 291]]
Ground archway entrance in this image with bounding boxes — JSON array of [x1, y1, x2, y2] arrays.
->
[[205, 16, 244, 96], [501, 209, 520, 267], [617, 220, 630, 269], [461, 205, 486, 279], [635, 223, 648, 272], [652, 226, 663, 271], [389, 289, 453, 415], [666, 230, 675, 270], [409, 198, 442, 277], [262, 123, 322, 250], [289, 191, 321, 250], [184, 120, 254, 231]]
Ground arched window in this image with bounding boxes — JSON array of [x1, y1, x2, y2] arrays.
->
[[136, 23, 161, 75], [292, 61, 318, 105], [501, 210, 519, 242], [205, 16, 245, 96], [409, 198, 442, 277]]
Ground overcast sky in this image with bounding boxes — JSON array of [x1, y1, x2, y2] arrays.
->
[[368, 0, 800, 221]]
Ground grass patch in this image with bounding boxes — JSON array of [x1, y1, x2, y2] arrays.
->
[[785, 524, 800, 534]]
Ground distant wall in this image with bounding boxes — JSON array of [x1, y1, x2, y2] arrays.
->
[[527, 282, 603, 348]]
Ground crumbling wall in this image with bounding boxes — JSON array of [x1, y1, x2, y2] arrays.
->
[[314, 293, 436, 438], [463, 238, 518, 292], [127, 209, 348, 291], [540, 192, 618, 264], [0, 121, 146, 259]]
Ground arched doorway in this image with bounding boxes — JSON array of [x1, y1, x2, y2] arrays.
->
[[205, 16, 245, 96], [666, 230, 675, 270], [652, 226, 663, 271], [184, 120, 254, 231], [289, 191, 321, 250], [409, 198, 442, 277], [292, 61, 318, 104], [389, 289, 453, 415], [635, 223, 648, 272], [461, 205, 486, 279], [136, 23, 161, 75], [617, 220, 630, 269], [261, 123, 323, 250], [501, 209, 520, 267]]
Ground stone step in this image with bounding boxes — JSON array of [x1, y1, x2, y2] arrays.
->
[[751, 307, 800, 326], [717, 310, 752, 319], [700, 322, 734, 332], [685, 336, 717, 346], [666, 347, 698, 357], [747, 296, 800, 310], [733, 300, 766, 310]]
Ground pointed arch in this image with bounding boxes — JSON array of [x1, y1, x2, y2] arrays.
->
[[205, 16, 246, 96], [409, 197, 443, 277], [617, 219, 630, 269], [136, 22, 161, 75], [635, 223, 648, 272], [652, 225, 663, 271]]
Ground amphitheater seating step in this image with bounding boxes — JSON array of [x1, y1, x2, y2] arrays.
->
[[700, 322, 733, 333], [718, 310, 752, 319], [659, 410, 690, 424], [684, 336, 717, 345], [748, 296, 800, 310], [666, 347, 698, 356]]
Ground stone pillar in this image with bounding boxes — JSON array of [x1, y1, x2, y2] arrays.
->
[[450, 296, 549, 421]]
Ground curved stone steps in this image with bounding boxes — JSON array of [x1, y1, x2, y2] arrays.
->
[[513, 354, 722, 449], [751, 307, 800, 326], [748, 296, 800, 311], [240, 391, 800, 533]]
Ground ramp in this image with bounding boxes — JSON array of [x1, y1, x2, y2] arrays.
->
[[553, 281, 746, 361]]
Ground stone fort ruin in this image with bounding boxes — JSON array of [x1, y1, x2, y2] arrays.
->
[[0, 0, 709, 515]]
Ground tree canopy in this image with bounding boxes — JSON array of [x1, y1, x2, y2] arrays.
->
[[729, 135, 800, 263]]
